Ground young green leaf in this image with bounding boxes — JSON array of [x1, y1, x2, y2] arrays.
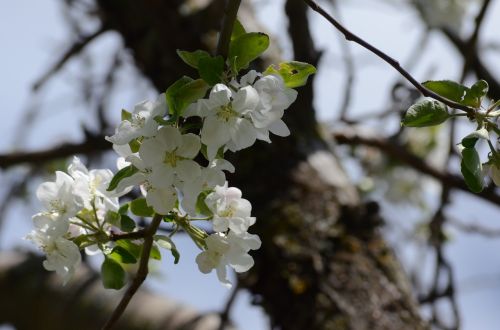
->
[[104, 210, 121, 227], [154, 235, 180, 264], [116, 240, 141, 259], [195, 190, 213, 216], [130, 198, 155, 217], [150, 243, 162, 260], [121, 109, 132, 121], [228, 32, 269, 73], [231, 19, 246, 41], [461, 147, 484, 193], [264, 61, 316, 88], [120, 214, 136, 232], [198, 55, 224, 86], [461, 127, 489, 148], [402, 99, 450, 127], [166, 76, 209, 118], [107, 165, 139, 191], [176, 49, 211, 69], [109, 246, 137, 264], [468, 80, 489, 99], [101, 257, 126, 290], [128, 138, 141, 153], [118, 203, 129, 215], [422, 80, 487, 108]]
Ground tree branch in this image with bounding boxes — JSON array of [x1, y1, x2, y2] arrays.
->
[[0, 134, 110, 169], [333, 129, 500, 206], [32, 27, 107, 91], [302, 0, 476, 115], [216, 0, 242, 58], [102, 214, 163, 330]]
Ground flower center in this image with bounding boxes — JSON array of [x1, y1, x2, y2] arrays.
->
[[131, 114, 146, 128], [164, 151, 179, 167], [216, 104, 237, 122], [219, 206, 235, 218], [50, 200, 67, 215]]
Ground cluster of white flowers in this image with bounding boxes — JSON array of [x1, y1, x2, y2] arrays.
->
[[26, 157, 123, 284], [28, 70, 298, 287]]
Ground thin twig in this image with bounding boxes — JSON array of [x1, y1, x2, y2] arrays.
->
[[217, 284, 240, 330], [109, 230, 147, 241], [302, 0, 476, 115], [32, 27, 106, 91], [468, 0, 492, 47], [333, 129, 500, 206], [216, 0, 242, 58], [102, 214, 163, 330]]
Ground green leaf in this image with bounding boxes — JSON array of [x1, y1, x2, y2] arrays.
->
[[130, 198, 154, 217], [461, 127, 489, 148], [150, 243, 162, 260], [104, 211, 121, 227], [121, 109, 132, 121], [264, 61, 316, 88], [154, 235, 180, 264], [229, 32, 269, 73], [116, 240, 141, 259], [118, 203, 129, 215], [107, 165, 138, 192], [120, 214, 136, 232], [402, 99, 450, 127], [469, 80, 489, 99], [101, 257, 126, 290], [422, 80, 484, 108], [461, 147, 484, 193], [198, 55, 224, 86], [166, 76, 209, 118], [109, 246, 137, 264], [128, 138, 141, 153], [176, 50, 211, 69], [195, 190, 213, 216], [231, 19, 246, 41]]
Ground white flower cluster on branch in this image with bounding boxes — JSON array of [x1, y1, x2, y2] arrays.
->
[[28, 69, 299, 287]]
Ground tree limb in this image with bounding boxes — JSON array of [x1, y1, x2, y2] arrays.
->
[[302, 0, 476, 115], [102, 214, 163, 330], [332, 129, 500, 206]]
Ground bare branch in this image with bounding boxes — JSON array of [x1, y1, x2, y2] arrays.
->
[[102, 214, 163, 330], [302, 0, 476, 115], [32, 27, 107, 91], [216, 0, 242, 58], [333, 129, 500, 206], [0, 134, 110, 169]]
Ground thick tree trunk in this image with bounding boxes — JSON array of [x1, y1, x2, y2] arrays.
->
[[2, 1, 428, 329]]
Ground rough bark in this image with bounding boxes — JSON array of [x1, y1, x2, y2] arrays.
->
[[2, 1, 428, 329]]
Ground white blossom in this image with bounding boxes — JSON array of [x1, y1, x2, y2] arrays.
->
[[26, 227, 81, 285], [106, 93, 167, 145], [190, 84, 260, 160], [140, 126, 201, 185], [196, 231, 261, 287], [36, 171, 81, 219], [68, 157, 122, 214], [180, 159, 235, 216], [251, 73, 297, 129], [205, 183, 255, 235]]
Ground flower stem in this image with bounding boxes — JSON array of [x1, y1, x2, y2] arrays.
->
[[101, 214, 163, 330]]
